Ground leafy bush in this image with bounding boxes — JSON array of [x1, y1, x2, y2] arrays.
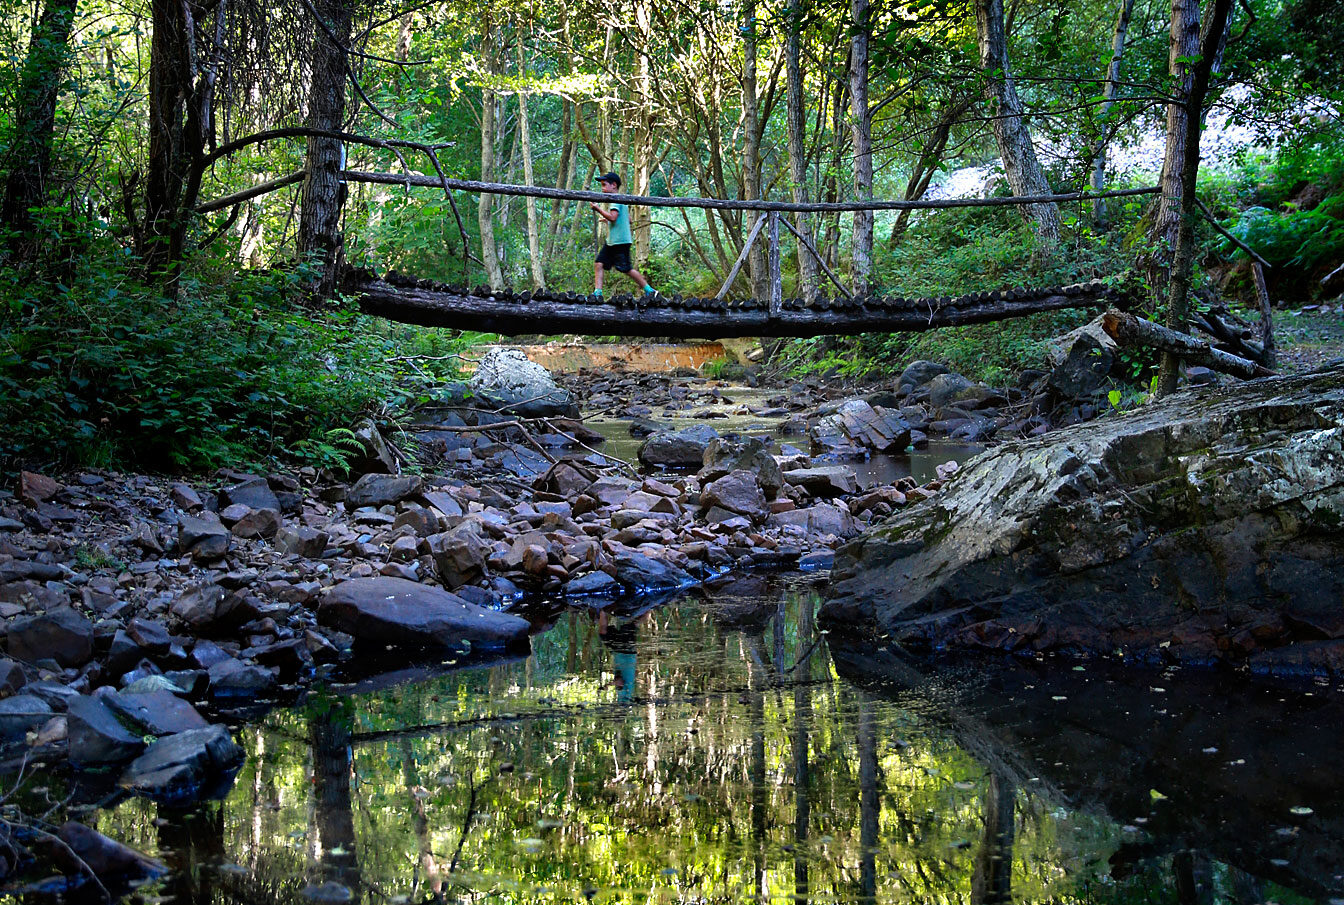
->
[[1223, 196, 1344, 270], [0, 246, 478, 472]]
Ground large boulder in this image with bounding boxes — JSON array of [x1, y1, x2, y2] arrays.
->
[[120, 725, 245, 804], [8, 607, 94, 667], [347, 473, 423, 508], [319, 577, 529, 650], [700, 470, 767, 521], [699, 438, 783, 497], [638, 425, 720, 468], [1047, 332, 1115, 400], [823, 366, 1344, 674], [810, 400, 911, 453], [67, 695, 146, 766], [469, 348, 576, 417], [897, 360, 951, 391]]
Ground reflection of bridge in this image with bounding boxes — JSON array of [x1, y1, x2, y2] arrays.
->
[[346, 269, 1134, 338]]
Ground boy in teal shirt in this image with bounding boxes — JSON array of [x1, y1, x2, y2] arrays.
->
[[590, 172, 656, 298]]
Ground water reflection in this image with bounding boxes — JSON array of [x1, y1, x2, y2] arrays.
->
[[80, 578, 1341, 904]]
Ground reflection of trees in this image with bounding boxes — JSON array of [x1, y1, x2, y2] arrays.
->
[[971, 774, 1016, 905], [792, 596, 813, 905], [857, 690, 880, 904], [309, 696, 361, 903]]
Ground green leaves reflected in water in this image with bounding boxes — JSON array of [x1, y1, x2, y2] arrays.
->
[[93, 589, 1232, 904]]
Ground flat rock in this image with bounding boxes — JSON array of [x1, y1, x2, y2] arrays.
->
[[638, 425, 720, 468], [100, 689, 209, 736], [275, 525, 329, 558], [56, 822, 165, 880], [319, 577, 530, 650], [611, 551, 694, 594], [783, 466, 858, 496], [347, 473, 424, 508], [121, 725, 245, 804], [8, 606, 94, 667], [178, 514, 230, 561], [0, 694, 52, 740], [207, 658, 278, 698], [219, 476, 280, 513], [67, 695, 146, 766]]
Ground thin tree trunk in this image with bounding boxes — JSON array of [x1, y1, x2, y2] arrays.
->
[[1157, 0, 1236, 395], [298, 0, 352, 297], [544, 100, 575, 259], [2, 0, 80, 256], [142, 0, 198, 288], [742, 0, 769, 302], [785, 0, 818, 299], [1153, 0, 1201, 268], [974, 0, 1061, 245], [477, 20, 504, 291], [516, 77, 544, 289], [889, 97, 972, 246], [1091, 0, 1136, 229], [849, 0, 874, 293]]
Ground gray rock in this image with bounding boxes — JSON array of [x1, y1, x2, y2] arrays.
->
[[424, 523, 489, 588], [898, 360, 951, 390], [783, 466, 858, 496], [171, 584, 225, 631], [638, 424, 720, 468], [100, 689, 209, 736], [611, 552, 694, 593], [219, 476, 280, 513], [1047, 332, 1114, 400], [56, 821, 166, 879], [925, 373, 978, 408], [121, 725, 245, 804], [275, 525, 330, 558], [699, 438, 783, 497], [565, 571, 620, 597], [8, 606, 94, 667], [811, 400, 912, 453], [347, 473, 424, 508], [67, 695, 146, 765], [469, 348, 575, 417], [0, 695, 51, 740], [207, 658, 278, 699], [824, 366, 1344, 670], [351, 418, 398, 474], [700, 470, 768, 521], [178, 514, 230, 561], [230, 506, 282, 539], [319, 577, 530, 650], [0, 659, 25, 696]]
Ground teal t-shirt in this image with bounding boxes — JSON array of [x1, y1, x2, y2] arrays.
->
[[608, 203, 632, 245]]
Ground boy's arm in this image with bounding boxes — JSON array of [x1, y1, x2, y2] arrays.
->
[[588, 202, 618, 223]]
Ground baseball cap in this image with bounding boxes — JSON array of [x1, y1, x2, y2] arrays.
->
[[596, 172, 621, 189]]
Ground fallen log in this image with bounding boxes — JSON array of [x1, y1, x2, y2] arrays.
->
[[1101, 309, 1276, 379], [346, 273, 1130, 338]]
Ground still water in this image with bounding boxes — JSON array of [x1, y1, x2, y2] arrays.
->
[[83, 576, 1340, 904]]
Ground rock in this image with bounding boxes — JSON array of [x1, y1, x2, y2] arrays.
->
[[638, 425, 720, 468], [897, 360, 950, 391], [811, 400, 912, 452], [178, 514, 230, 561], [120, 725, 245, 804], [611, 551, 694, 593], [347, 473, 424, 508], [0, 695, 52, 740], [319, 577, 530, 650], [823, 366, 1344, 671], [170, 482, 204, 511], [18, 471, 61, 506], [275, 525, 329, 558], [425, 523, 489, 588], [219, 476, 280, 513], [207, 658, 278, 698], [783, 466, 858, 496], [55, 822, 165, 880], [0, 659, 26, 696], [67, 695, 146, 765], [564, 571, 620, 597], [924, 373, 978, 408], [700, 470, 768, 521], [171, 584, 226, 631], [1043, 314, 1119, 368], [230, 506, 282, 539], [351, 418, 398, 474], [8, 607, 94, 667], [699, 438, 783, 497], [100, 689, 209, 736], [1047, 332, 1114, 400], [469, 348, 576, 417]]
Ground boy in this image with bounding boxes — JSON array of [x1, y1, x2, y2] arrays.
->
[[590, 172, 656, 298]]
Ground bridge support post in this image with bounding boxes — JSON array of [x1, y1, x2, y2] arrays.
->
[[768, 211, 782, 317]]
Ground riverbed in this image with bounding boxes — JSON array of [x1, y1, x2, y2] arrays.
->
[[61, 576, 1342, 904]]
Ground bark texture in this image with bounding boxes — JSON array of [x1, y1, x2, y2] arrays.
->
[[974, 0, 1061, 245], [298, 0, 352, 297], [1090, 0, 1136, 229], [785, 0, 818, 299], [849, 0, 874, 292]]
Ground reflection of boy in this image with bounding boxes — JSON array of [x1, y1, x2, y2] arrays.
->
[[598, 609, 644, 702], [590, 172, 656, 299]]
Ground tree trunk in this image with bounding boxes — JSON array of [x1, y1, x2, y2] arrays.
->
[[849, 0, 874, 294], [631, 0, 656, 267], [785, 0, 818, 299], [477, 21, 504, 291], [298, 0, 352, 298], [516, 44, 544, 290], [888, 97, 972, 246], [2, 0, 79, 257], [1156, 0, 1237, 395], [544, 100, 575, 259], [1091, 0, 1136, 229], [974, 0, 1061, 245], [742, 0, 769, 302], [142, 0, 199, 289], [1153, 0, 1201, 266]]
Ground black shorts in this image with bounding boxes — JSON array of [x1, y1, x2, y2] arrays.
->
[[596, 243, 633, 273]]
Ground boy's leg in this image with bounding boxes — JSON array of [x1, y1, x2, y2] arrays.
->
[[593, 261, 605, 293], [626, 267, 654, 293]]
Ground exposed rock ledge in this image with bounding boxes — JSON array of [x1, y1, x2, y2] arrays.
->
[[822, 365, 1344, 676]]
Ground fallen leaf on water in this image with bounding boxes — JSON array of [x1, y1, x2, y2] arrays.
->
[[1149, 789, 1168, 801], [1290, 806, 1314, 816]]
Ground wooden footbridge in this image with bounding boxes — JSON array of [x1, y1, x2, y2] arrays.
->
[[346, 269, 1135, 338]]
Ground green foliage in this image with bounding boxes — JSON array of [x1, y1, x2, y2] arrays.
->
[[0, 239, 481, 472]]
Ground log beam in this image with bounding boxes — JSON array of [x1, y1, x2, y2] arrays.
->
[[1102, 309, 1275, 379]]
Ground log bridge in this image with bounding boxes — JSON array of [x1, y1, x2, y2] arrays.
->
[[345, 269, 1137, 338]]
